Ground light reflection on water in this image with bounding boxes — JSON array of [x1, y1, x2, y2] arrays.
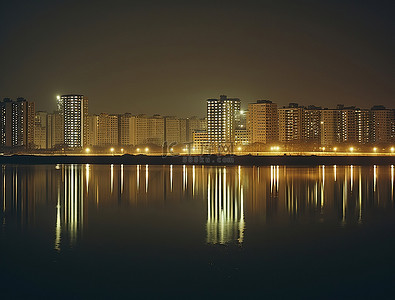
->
[[0, 164, 394, 251]]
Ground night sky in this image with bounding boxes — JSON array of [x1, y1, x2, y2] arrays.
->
[[0, 0, 393, 116]]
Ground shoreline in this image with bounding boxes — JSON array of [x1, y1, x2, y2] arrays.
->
[[0, 154, 394, 166]]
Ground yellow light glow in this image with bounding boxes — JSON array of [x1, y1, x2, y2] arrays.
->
[[56, 95, 60, 100], [170, 147, 174, 152], [145, 147, 149, 152], [237, 147, 242, 151], [110, 147, 114, 152], [85, 148, 90, 153], [136, 148, 140, 152], [373, 147, 377, 152], [349, 147, 354, 152], [333, 147, 337, 151], [322, 147, 326, 151], [391, 147, 394, 153]]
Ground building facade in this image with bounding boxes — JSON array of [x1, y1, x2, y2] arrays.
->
[[207, 95, 241, 152]]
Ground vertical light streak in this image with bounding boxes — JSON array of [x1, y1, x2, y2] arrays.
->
[[110, 164, 114, 194], [321, 165, 325, 208], [55, 182, 61, 252], [3, 166, 5, 213], [342, 171, 347, 225], [145, 164, 149, 193], [391, 165, 394, 202], [270, 165, 273, 193], [137, 165, 140, 191], [192, 165, 195, 196], [85, 164, 90, 193], [350, 165, 354, 192], [170, 165, 173, 192], [183, 165, 186, 192], [239, 186, 245, 244], [120, 164, 124, 194], [374, 165, 377, 192], [358, 169, 362, 223], [276, 165, 279, 192], [334, 165, 337, 182]]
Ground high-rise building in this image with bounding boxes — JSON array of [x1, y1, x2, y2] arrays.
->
[[0, 97, 35, 148], [61, 95, 88, 148], [207, 95, 241, 152], [164, 116, 181, 144], [337, 105, 357, 144], [247, 100, 278, 145], [118, 113, 136, 146], [97, 113, 118, 146], [34, 111, 48, 149], [278, 103, 303, 143], [87, 114, 99, 147], [47, 111, 65, 149], [135, 114, 149, 145], [148, 115, 165, 145], [302, 106, 321, 144], [320, 109, 338, 146], [355, 109, 371, 144], [370, 105, 392, 144]]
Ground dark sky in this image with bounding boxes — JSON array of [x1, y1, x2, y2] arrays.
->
[[0, 0, 394, 116]]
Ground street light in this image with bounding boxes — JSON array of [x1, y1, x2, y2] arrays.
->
[[85, 148, 90, 154], [373, 147, 377, 152], [349, 147, 354, 152], [145, 147, 149, 153], [136, 148, 140, 152], [121, 148, 124, 154], [237, 146, 242, 151], [110, 147, 115, 155], [391, 147, 394, 153], [333, 147, 337, 152]]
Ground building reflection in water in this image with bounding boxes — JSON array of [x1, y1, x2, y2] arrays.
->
[[1, 164, 395, 249], [206, 167, 245, 245]]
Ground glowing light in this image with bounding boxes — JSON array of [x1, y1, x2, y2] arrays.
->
[[237, 147, 242, 151], [373, 147, 377, 152], [170, 147, 174, 152], [121, 148, 124, 153], [145, 147, 149, 153], [110, 147, 115, 153], [56, 95, 60, 100], [136, 148, 140, 152], [85, 148, 90, 153], [391, 147, 394, 153], [333, 147, 337, 151], [322, 147, 326, 151], [349, 147, 354, 152]]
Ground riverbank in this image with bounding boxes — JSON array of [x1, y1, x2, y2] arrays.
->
[[0, 154, 394, 165]]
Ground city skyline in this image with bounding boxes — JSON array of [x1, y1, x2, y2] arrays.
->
[[0, 0, 394, 116]]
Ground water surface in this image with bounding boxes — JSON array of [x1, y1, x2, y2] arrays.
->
[[1, 164, 395, 298]]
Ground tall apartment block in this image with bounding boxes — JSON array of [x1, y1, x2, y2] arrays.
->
[[303, 106, 321, 144], [207, 95, 241, 152], [278, 103, 304, 143], [247, 100, 278, 144], [0, 97, 35, 149], [118, 113, 136, 146], [320, 109, 338, 146], [370, 106, 393, 144], [97, 113, 118, 146], [61, 94, 88, 148]]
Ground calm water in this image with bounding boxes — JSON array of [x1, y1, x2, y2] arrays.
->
[[1, 164, 395, 298]]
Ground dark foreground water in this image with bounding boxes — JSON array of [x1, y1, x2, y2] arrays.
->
[[1, 164, 395, 299]]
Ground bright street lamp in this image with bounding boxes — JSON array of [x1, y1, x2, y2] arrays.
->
[[85, 148, 90, 154]]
